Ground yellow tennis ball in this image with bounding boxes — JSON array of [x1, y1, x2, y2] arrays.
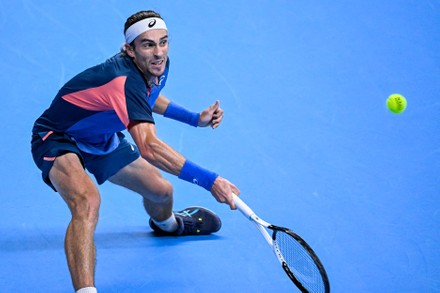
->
[[387, 94, 407, 114]]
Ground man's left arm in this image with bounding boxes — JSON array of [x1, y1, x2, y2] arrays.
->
[[153, 95, 224, 129]]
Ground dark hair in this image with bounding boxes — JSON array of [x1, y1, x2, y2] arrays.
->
[[121, 10, 164, 54], [124, 10, 163, 34]]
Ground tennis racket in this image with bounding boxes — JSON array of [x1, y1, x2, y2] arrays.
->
[[233, 193, 330, 293]]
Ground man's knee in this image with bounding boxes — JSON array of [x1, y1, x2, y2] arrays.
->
[[49, 153, 101, 224], [154, 178, 173, 203], [144, 178, 173, 204], [67, 189, 101, 225]]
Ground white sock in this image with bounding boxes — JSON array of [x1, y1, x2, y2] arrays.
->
[[153, 214, 179, 232], [76, 287, 97, 293]]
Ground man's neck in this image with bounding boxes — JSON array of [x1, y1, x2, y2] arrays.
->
[[146, 75, 159, 88]]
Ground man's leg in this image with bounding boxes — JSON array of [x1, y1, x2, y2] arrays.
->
[[49, 153, 100, 291], [108, 157, 222, 235], [108, 156, 173, 222]]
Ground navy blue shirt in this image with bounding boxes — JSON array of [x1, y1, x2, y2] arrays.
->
[[33, 54, 169, 154]]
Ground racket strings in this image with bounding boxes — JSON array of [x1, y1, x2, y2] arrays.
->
[[275, 231, 327, 293]]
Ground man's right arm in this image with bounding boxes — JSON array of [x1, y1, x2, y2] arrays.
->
[[128, 121, 185, 176], [128, 121, 239, 209]]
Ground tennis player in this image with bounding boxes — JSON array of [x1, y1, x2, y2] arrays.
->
[[31, 10, 240, 293]]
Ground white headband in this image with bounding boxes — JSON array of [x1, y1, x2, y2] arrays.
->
[[124, 17, 167, 44]]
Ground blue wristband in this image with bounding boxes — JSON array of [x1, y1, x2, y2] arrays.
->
[[178, 160, 218, 191], [164, 102, 200, 127]]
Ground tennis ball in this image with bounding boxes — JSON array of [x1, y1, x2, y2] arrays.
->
[[386, 94, 407, 114]]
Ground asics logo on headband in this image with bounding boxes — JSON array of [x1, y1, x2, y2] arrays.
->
[[148, 19, 156, 28], [125, 17, 167, 43]]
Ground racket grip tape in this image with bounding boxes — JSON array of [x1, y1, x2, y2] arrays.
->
[[232, 193, 255, 219]]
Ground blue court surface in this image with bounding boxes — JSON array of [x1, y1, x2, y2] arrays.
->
[[1, 1, 439, 292]]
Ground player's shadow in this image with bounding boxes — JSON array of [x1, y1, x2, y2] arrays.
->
[[96, 228, 224, 249], [0, 226, 224, 252]]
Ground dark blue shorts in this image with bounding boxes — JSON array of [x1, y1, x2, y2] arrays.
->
[[31, 131, 140, 191]]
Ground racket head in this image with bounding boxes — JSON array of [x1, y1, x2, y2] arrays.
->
[[270, 226, 330, 293]]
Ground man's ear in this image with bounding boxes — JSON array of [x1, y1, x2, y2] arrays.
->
[[125, 43, 135, 58]]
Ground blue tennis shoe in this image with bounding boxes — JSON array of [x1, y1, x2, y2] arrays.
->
[[149, 206, 222, 236]]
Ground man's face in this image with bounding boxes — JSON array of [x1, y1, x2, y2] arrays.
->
[[127, 29, 168, 79]]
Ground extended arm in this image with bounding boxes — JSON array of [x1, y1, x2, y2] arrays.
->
[[128, 121, 239, 208]]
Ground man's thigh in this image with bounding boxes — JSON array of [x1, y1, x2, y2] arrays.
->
[[108, 157, 171, 198], [49, 152, 99, 206]]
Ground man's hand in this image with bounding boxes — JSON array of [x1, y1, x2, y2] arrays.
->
[[210, 176, 240, 209], [198, 100, 224, 129]]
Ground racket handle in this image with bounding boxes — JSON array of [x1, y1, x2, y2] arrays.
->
[[233, 193, 273, 245], [232, 193, 256, 219]]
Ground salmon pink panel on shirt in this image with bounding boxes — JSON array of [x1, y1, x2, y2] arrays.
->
[[62, 76, 130, 127]]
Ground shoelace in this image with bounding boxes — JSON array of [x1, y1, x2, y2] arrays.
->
[[175, 208, 200, 218]]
